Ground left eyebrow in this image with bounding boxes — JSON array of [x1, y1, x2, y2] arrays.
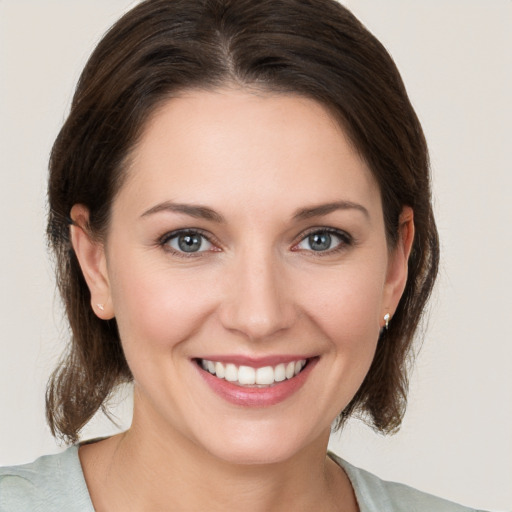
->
[[292, 201, 370, 221]]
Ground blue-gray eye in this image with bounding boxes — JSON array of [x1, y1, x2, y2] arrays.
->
[[309, 232, 332, 251], [167, 232, 212, 253], [296, 230, 346, 252]]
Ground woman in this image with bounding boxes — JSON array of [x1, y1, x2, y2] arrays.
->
[[0, 0, 491, 510]]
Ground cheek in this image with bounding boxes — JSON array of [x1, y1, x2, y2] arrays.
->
[[301, 262, 386, 342], [109, 259, 216, 355]]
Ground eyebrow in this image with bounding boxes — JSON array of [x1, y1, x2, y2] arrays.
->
[[293, 201, 370, 221], [141, 199, 369, 223], [141, 201, 225, 223]]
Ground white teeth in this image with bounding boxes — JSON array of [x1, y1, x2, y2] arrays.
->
[[225, 363, 238, 382], [199, 358, 308, 387], [238, 366, 256, 385], [274, 363, 286, 382], [256, 366, 274, 385], [285, 362, 295, 379], [215, 362, 225, 379]]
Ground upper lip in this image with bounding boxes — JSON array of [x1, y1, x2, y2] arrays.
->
[[194, 354, 317, 367]]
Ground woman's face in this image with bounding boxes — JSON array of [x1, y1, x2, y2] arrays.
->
[[75, 88, 410, 464]]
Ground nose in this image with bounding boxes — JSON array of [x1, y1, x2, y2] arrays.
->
[[219, 247, 297, 341]]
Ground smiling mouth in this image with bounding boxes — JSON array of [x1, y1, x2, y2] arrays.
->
[[196, 358, 310, 388]]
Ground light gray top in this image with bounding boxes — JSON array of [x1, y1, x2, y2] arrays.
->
[[0, 446, 487, 511]]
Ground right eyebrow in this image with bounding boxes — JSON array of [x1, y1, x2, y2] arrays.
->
[[140, 201, 225, 223]]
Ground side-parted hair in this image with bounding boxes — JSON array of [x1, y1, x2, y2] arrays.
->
[[47, 0, 439, 444]]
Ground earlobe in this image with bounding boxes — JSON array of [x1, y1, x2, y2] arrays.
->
[[382, 206, 415, 325], [69, 204, 114, 319]]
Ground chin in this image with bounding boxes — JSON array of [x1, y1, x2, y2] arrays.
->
[[208, 441, 300, 466], [193, 418, 327, 466]]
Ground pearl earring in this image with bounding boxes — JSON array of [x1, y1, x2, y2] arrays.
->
[[384, 313, 390, 330], [97, 304, 105, 311]]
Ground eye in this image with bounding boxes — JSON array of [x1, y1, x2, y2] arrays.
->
[[295, 229, 351, 253], [162, 230, 214, 254]]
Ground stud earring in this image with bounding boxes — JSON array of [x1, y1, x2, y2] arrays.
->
[[384, 313, 390, 330], [97, 304, 105, 311]]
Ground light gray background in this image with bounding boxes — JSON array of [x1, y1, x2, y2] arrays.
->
[[0, 1, 510, 510]]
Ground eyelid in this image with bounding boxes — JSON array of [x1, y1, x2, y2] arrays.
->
[[157, 226, 353, 256], [292, 227, 354, 253], [159, 228, 221, 256]]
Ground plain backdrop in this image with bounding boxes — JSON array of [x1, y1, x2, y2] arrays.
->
[[0, 1, 510, 511]]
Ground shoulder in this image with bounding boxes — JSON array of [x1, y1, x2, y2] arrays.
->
[[329, 452, 488, 512], [0, 446, 94, 512]]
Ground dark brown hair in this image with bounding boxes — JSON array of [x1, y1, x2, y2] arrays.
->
[[47, 0, 439, 443]]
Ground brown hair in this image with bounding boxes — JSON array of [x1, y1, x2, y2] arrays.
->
[[47, 0, 439, 443]]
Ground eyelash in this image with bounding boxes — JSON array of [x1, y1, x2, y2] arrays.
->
[[158, 227, 354, 258], [292, 227, 354, 256], [158, 228, 219, 258]]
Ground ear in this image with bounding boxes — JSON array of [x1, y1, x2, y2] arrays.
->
[[70, 204, 114, 320], [381, 206, 415, 326]]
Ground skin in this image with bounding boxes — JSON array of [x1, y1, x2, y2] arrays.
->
[[71, 88, 414, 512]]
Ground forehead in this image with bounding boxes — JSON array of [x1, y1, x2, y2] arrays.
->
[[118, 88, 381, 219]]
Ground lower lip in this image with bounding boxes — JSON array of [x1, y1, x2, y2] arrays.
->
[[196, 358, 318, 407]]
